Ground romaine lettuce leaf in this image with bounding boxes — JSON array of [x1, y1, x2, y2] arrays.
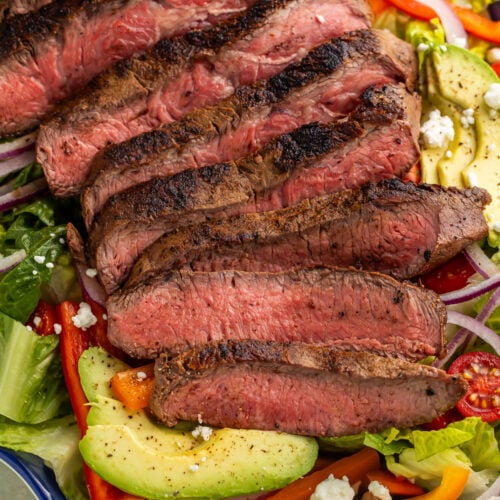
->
[[0, 415, 87, 500], [0, 311, 70, 423]]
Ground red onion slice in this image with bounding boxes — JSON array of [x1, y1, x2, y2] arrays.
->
[[464, 242, 499, 279], [446, 310, 500, 354], [0, 150, 37, 177], [0, 178, 48, 212], [440, 274, 500, 305], [0, 131, 37, 159], [75, 262, 107, 307], [0, 249, 27, 273], [417, 0, 468, 48]]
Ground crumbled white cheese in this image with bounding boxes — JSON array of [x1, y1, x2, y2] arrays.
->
[[32, 270, 38, 275], [54, 323, 62, 335], [417, 43, 429, 52], [488, 143, 497, 151], [487, 47, 500, 64], [492, 221, 500, 233], [315, 14, 325, 23], [460, 108, 475, 128], [136, 371, 147, 381], [59, 237, 65, 245], [192, 425, 213, 441], [46, 262, 54, 269], [440, 45, 447, 52], [33, 316, 41, 327], [449, 35, 467, 49], [71, 302, 97, 330], [420, 109, 455, 148], [467, 171, 479, 187], [189, 464, 199, 472], [368, 480, 392, 500], [484, 83, 500, 110], [310, 474, 355, 500], [102, 313, 108, 320], [85, 268, 98, 278], [34, 255, 45, 264], [490, 109, 498, 119], [26, 325, 33, 331], [445, 150, 453, 158]]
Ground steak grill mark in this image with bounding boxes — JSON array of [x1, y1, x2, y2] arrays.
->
[[81, 28, 417, 226], [88, 84, 421, 293], [36, 0, 373, 196]]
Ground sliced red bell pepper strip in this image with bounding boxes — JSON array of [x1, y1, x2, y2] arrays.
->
[[26, 299, 57, 336], [385, 0, 500, 44], [57, 301, 142, 500], [366, 469, 426, 496]]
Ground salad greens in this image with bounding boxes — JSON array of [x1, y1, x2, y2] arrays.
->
[[0, 415, 87, 500], [0, 193, 76, 323], [321, 417, 500, 499]]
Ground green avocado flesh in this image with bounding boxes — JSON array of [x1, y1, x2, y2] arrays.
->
[[78, 347, 318, 499], [420, 44, 500, 246]]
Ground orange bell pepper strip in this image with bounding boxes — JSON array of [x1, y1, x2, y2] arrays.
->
[[57, 301, 143, 500], [267, 447, 380, 500], [410, 466, 470, 500], [369, 0, 391, 16], [366, 469, 426, 496], [385, 0, 500, 44], [110, 363, 155, 410]]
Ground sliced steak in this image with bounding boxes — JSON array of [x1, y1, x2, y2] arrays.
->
[[0, 0, 51, 19], [150, 341, 467, 436], [82, 29, 417, 226], [126, 180, 490, 287], [107, 267, 447, 360], [89, 84, 421, 293], [0, 0, 258, 138], [37, 0, 374, 196]]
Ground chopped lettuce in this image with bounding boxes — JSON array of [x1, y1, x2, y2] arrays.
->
[[322, 418, 499, 498], [0, 414, 88, 500], [0, 311, 70, 423], [0, 196, 76, 322]]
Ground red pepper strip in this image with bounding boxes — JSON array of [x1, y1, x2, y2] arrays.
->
[[57, 301, 142, 500], [26, 299, 57, 336], [492, 62, 500, 78], [385, 0, 500, 44]]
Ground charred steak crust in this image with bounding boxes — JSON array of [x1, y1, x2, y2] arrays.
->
[[47, 0, 298, 121], [150, 341, 467, 436], [106, 267, 447, 360], [81, 28, 418, 225], [2, 0, 261, 136], [87, 83, 421, 292], [37, 0, 374, 196], [126, 180, 491, 286]]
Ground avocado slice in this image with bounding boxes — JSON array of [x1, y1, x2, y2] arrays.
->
[[427, 45, 500, 245], [78, 347, 318, 499]]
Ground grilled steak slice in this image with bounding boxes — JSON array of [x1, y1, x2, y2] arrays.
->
[[127, 180, 491, 287], [82, 29, 417, 226], [37, 0, 373, 197], [89, 84, 421, 293], [107, 267, 446, 360], [0, 0, 51, 19], [0, 0, 258, 138], [150, 341, 467, 436]]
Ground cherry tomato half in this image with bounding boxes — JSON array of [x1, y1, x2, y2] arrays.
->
[[421, 407, 463, 431], [448, 352, 500, 423], [26, 299, 57, 336], [420, 252, 475, 294]]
